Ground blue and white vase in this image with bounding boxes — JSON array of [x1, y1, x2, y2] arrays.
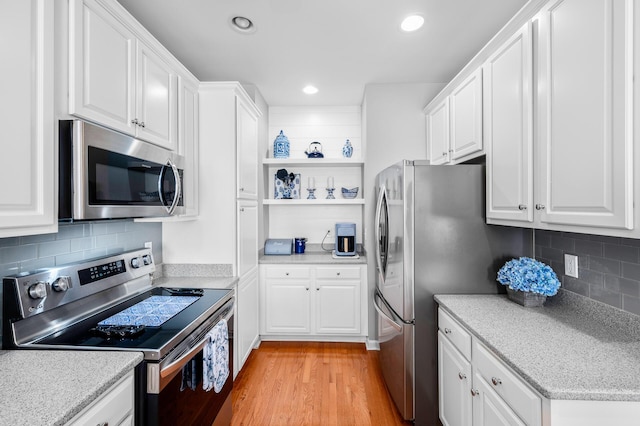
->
[[273, 130, 290, 158], [342, 139, 353, 158]]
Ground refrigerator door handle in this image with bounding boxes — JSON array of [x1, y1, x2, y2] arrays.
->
[[374, 290, 404, 332], [374, 185, 388, 284]]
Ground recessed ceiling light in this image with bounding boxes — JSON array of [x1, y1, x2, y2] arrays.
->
[[230, 16, 256, 33], [401, 15, 424, 32], [303, 85, 319, 95]]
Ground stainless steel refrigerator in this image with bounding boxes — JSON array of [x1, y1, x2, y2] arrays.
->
[[373, 161, 530, 426]]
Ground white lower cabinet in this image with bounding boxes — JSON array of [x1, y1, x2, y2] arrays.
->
[[260, 264, 366, 339], [237, 266, 259, 373], [438, 308, 541, 426], [67, 370, 135, 426]]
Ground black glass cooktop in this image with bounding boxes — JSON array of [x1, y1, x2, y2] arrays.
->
[[36, 287, 232, 352]]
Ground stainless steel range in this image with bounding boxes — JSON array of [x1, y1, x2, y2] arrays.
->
[[2, 248, 234, 425]]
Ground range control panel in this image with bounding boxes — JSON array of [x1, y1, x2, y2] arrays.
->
[[3, 248, 155, 319]]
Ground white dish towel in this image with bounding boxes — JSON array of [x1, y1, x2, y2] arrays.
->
[[203, 318, 229, 393]]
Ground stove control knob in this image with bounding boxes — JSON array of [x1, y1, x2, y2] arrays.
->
[[142, 254, 152, 265], [52, 276, 71, 292], [131, 257, 141, 269], [28, 282, 47, 299]]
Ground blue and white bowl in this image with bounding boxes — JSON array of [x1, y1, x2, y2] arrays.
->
[[341, 187, 359, 199]]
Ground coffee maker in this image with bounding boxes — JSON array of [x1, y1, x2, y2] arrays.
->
[[335, 222, 356, 256]]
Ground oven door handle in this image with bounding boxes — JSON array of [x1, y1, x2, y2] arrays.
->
[[160, 301, 233, 380]]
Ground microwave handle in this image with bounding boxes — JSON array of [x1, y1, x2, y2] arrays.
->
[[157, 160, 182, 215]]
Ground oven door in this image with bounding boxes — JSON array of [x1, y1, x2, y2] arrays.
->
[[144, 300, 234, 426]]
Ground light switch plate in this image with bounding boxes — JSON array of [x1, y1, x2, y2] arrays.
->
[[564, 254, 578, 278]]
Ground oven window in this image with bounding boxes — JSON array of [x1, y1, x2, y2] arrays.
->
[[88, 146, 163, 205]]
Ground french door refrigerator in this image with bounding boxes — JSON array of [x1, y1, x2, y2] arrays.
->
[[373, 160, 529, 426]]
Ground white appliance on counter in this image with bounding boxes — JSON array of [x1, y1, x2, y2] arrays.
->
[[373, 160, 530, 426]]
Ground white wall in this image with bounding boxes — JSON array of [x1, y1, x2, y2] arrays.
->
[[362, 83, 446, 342], [266, 106, 363, 244]]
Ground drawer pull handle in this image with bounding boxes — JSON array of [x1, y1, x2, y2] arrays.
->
[[458, 372, 466, 380], [97, 423, 109, 426], [518, 204, 527, 210], [444, 328, 452, 334], [470, 389, 479, 397], [535, 204, 545, 210], [491, 377, 502, 386]]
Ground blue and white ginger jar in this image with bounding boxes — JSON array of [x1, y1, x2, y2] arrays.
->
[[342, 139, 353, 158], [273, 130, 290, 158]]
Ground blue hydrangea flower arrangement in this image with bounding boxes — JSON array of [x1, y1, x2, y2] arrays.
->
[[497, 257, 560, 296]]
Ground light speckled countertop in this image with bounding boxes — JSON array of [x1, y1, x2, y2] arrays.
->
[[259, 245, 367, 265], [435, 291, 640, 401], [153, 275, 238, 290], [0, 350, 142, 425]]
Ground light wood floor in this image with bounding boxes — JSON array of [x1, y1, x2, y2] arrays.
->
[[231, 341, 411, 426]]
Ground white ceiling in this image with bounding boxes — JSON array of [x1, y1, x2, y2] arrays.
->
[[117, 0, 528, 106]]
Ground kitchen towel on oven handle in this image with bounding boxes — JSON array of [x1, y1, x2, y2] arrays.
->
[[203, 318, 229, 393]]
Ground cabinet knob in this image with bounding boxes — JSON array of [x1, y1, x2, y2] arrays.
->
[[139, 121, 145, 128], [336, 272, 340, 276], [449, 149, 453, 153], [316, 287, 320, 291], [518, 204, 527, 210], [240, 187, 245, 192], [285, 272, 289, 276], [131, 118, 139, 125], [305, 287, 309, 291], [442, 152, 447, 157], [444, 328, 452, 334], [458, 372, 466, 380], [491, 377, 502, 386], [470, 389, 479, 397], [535, 204, 545, 210]]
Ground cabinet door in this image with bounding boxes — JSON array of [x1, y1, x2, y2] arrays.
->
[[237, 267, 259, 372], [315, 280, 360, 334], [485, 23, 533, 223], [450, 69, 483, 161], [178, 76, 199, 217], [237, 201, 258, 277], [136, 43, 178, 150], [535, 0, 633, 229], [69, 0, 136, 136], [438, 332, 472, 426], [426, 98, 450, 165], [264, 278, 311, 333], [237, 98, 258, 199], [472, 372, 526, 426], [0, 0, 57, 238]]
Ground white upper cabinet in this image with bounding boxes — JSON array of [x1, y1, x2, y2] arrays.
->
[[69, 0, 178, 151], [450, 69, 483, 161], [237, 99, 259, 200], [535, 0, 633, 230], [135, 43, 178, 149], [426, 98, 450, 165], [485, 23, 533, 223], [426, 69, 483, 165], [177, 76, 199, 217], [0, 0, 57, 238]]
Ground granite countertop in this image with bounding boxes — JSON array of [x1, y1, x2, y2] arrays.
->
[[435, 291, 640, 401], [0, 350, 142, 425], [153, 275, 238, 290], [259, 245, 367, 265]]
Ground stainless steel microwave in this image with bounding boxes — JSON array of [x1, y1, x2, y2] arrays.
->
[[59, 120, 185, 221]]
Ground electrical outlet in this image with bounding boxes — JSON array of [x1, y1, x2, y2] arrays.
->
[[564, 254, 578, 278]]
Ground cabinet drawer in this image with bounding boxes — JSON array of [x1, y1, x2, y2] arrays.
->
[[68, 371, 134, 426], [316, 266, 361, 280], [473, 340, 541, 426], [264, 266, 310, 279], [438, 308, 472, 360]]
